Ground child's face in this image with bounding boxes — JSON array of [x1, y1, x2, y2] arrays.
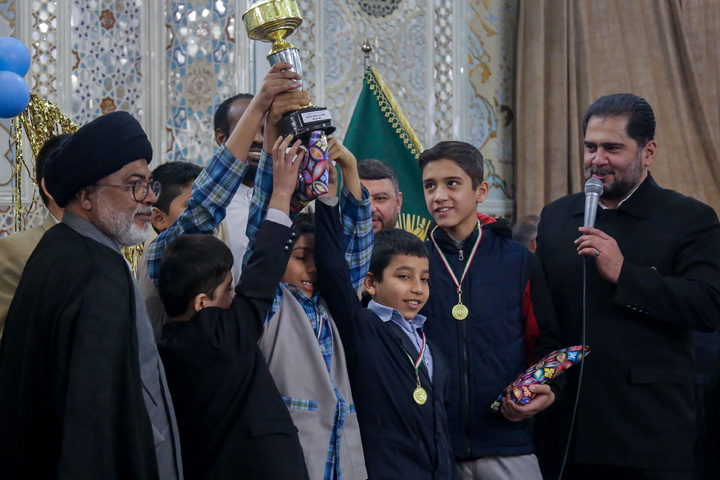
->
[[422, 158, 488, 237], [152, 184, 192, 233], [204, 271, 235, 310], [365, 254, 430, 321], [281, 233, 316, 297]]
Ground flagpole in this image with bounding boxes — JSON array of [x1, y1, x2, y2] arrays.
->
[[362, 37, 372, 70]]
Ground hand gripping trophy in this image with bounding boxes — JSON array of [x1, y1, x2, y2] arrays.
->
[[243, 0, 335, 211]]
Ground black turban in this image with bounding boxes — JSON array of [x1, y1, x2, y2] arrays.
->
[[45, 111, 153, 207]]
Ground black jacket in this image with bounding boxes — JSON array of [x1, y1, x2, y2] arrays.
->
[[315, 200, 455, 480], [158, 220, 309, 480], [535, 173, 720, 471]]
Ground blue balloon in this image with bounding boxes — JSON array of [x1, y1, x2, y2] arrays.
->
[[0, 37, 31, 77], [0, 71, 30, 118]]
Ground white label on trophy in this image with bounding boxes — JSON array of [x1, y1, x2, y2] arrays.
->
[[301, 110, 331, 124]]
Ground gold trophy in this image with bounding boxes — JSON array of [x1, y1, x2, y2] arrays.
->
[[243, 0, 335, 138]]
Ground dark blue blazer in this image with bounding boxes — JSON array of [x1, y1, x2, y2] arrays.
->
[[158, 220, 309, 480], [315, 200, 454, 480]]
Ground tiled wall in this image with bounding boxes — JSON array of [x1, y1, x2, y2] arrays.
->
[[1, 0, 517, 236]]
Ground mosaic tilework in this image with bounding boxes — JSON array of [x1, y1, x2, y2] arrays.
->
[[70, 1, 144, 126], [0, 1, 45, 236], [0, 0, 16, 236], [295, 0, 317, 95], [321, 0, 430, 145], [434, 0, 453, 142], [30, 0, 58, 103], [166, 1, 238, 165], [466, 0, 517, 205]]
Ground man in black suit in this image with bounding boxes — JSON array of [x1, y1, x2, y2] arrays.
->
[[534, 93, 720, 480]]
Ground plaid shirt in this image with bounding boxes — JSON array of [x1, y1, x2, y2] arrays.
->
[[146, 145, 248, 286], [243, 150, 372, 480]]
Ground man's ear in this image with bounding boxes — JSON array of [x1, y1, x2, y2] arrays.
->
[[214, 128, 227, 147], [75, 187, 94, 212], [151, 207, 170, 233], [396, 191, 403, 213], [364, 272, 378, 297], [193, 293, 208, 313], [642, 140, 657, 168]]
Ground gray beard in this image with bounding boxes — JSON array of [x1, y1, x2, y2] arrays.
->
[[94, 191, 152, 246]]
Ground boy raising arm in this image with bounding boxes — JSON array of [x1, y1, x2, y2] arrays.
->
[[314, 186, 456, 479], [145, 62, 301, 287], [241, 105, 372, 479], [156, 137, 309, 480]]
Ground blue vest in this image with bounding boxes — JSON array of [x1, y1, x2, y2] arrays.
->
[[422, 224, 533, 460]]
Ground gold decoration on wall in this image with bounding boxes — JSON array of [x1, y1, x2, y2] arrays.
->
[[10, 94, 78, 232], [397, 213, 430, 241], [10, 94, 145, 275]]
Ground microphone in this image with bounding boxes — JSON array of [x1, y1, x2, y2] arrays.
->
[[583, 178, 604, 228]]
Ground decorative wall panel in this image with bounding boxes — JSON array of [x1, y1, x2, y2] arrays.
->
[[165, 1, 240, 165], [70, 1, 144, 126], [1, 1, 20, 236], [434, 0, 453, 142], [0, 0, 519, 234], [30, 0, 57, 104], [297, 0, 432, 147], [466, 0, 517, 217]]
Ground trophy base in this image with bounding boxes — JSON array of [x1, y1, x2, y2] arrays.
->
[[278, 105, 336, 139]]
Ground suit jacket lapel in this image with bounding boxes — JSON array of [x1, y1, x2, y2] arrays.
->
[[389, 324, 433, 390]]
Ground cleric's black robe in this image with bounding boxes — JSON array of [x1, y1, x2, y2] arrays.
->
[[158, 220, 309, 480], [0, 223, 158, 479]]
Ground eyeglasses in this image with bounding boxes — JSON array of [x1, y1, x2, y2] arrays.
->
[[92, 180, 161, 202]]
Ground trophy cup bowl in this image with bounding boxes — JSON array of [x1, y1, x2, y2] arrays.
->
[[242, 0, 335, 138]]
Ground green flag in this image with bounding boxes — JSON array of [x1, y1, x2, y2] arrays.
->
[[344, 67, 433, 240]]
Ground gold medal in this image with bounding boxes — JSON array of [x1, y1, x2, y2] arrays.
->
[[413, 386, 428, 405], [452, 303, 468, 320]]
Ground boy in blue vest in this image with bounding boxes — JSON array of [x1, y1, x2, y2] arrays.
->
[[313, 185, 455, 479], [419, 141, 561, 480]]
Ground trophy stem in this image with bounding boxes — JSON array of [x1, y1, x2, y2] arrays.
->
[[266, 31, 296, 55]]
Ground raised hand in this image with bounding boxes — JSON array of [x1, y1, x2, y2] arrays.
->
[[264, 90, 310, 152], [268, 134, 305, 215], [327, 137, 362, 199], [251, 62, 302, 114]]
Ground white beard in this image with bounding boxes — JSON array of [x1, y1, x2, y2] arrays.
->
[[94, 191, 152, 247]]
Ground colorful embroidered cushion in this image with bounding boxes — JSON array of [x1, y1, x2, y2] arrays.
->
[[290, 130, 330, 213], [489, 345, 590, 412]]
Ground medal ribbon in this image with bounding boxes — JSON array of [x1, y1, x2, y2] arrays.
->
[[402, 330, 427, 374], [315, 314, 325, 340], [429, 220, 483, 297]]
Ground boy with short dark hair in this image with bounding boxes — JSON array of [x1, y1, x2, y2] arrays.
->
[[419, 140, 560, 480], [139, 160, 228, 339], [156, 141, 309, 480], [314, 199, 455, 479], [242, 123, 373, 478], [150, 162, 203, 234], [158, 235, 234, 318]]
